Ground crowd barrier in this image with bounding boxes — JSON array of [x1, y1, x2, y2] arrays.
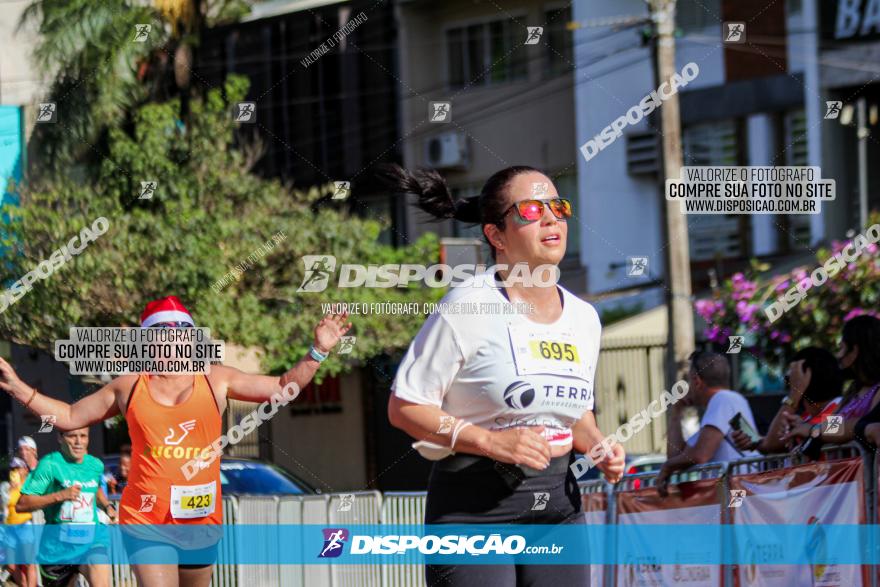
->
[[17, 443, 878, 587]]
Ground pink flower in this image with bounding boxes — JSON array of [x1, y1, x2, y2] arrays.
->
[[844, 308, 880, 322], [775, 280, 790, 293]]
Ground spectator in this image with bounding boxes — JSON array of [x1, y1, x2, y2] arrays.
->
[[1, 458, 37, 587], [102, 446, 131, 496], [16, 437, 38, 473], [782, 315, 880, 446], [657, 351, 760, 496], [733, 347, 843, 454]]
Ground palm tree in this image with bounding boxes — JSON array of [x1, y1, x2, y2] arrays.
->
[[20, 0, 248, 170]]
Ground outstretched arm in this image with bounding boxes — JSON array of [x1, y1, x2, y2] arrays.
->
[[0, 357, 119, 430], [224, 312, 352, 403]]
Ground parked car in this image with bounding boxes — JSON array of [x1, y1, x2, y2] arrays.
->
[[101, 454, 317, 496], [573, 452, 666, 484]]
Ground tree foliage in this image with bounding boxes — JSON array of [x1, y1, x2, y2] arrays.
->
[[1, 76, 440, 378]]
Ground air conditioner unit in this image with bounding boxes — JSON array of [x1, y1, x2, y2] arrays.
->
[[425, 131, 470, 169]]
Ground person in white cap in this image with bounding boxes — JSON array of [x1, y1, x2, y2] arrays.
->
[[2, 456, 37, 587], [16, 437, 38, 472]]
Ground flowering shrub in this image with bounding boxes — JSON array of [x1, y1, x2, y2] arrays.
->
[[695, 213, 880, 365]]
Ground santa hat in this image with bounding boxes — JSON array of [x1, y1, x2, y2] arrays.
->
[[140, 296, 195, 328]]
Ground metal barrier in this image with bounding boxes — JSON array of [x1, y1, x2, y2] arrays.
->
[[381, 492, 428, 587], [23, 444, 880, 586], [329, 491, 383, 587]]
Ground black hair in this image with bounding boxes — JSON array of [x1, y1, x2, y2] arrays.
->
[[841, 314, 880, 386], [791, 346, 843, 404], [688, 351, 731, 389], [375, 164, 544, 258]]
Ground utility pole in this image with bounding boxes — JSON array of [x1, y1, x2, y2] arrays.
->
[[647, 0, 695, 384], [857, 97, 869, 228]]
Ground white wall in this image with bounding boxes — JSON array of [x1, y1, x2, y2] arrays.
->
[[0, 2, 49, 106], [573, 0, 724, 307]]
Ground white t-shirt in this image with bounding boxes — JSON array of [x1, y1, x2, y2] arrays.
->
[[686, 389, 760, 463], [392, 272, 601, 447]]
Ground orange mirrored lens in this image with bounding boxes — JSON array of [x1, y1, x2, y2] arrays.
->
[[550, 199, 572, 218]]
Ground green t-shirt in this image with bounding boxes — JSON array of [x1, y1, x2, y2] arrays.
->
[[21, 451, 103, 524]]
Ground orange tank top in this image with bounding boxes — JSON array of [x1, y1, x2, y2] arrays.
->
[[119, 374, 223, 525]]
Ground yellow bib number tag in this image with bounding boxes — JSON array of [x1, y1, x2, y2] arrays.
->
[[183, 493, 213, 510], [528, 340, 580, 363]]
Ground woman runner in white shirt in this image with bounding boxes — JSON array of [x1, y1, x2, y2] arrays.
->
[[384, 164, 625, 587]]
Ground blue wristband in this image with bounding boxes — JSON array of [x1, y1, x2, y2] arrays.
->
[[309, 345, 328, 363]]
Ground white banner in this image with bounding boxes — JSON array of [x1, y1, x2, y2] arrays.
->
[[732, 457, 865, 587]]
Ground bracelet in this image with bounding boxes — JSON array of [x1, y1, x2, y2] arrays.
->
[[308, 345, 328, 363], [24, 387, 37, 409], [450, 421, 472, 451]]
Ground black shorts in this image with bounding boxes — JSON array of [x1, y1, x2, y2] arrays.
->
[[122, 532, 218, 569], [39, 546, 109, 587], [424, 452, 589, 587]]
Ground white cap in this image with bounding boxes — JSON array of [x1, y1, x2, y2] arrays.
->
[[17, 436, 36, 450], [9, 457, 27, 469]]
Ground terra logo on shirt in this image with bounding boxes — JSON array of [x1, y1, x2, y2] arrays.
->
[[503, 381, 536, 409]]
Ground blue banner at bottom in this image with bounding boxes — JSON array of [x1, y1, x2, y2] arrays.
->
[[1, 524, 879, 565]]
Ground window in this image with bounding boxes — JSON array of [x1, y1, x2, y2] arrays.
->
[[683, 120, 744, 261], [447, 18, 528, 89], [676, 0, 721, 34], [784, 109, 811, 247], [545, 5, 574, 76]]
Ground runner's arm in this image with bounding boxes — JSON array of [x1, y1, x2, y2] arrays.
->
[[0, 357, 120, 430], [16, 489, 71, 513], [224, 312, 351, 403]]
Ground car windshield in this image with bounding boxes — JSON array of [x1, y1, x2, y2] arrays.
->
[[218, 461, 308, 495]]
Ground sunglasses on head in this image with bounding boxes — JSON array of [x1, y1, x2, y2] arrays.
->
[[150, 322, 194, 328], [502, 198, 572, 223]]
